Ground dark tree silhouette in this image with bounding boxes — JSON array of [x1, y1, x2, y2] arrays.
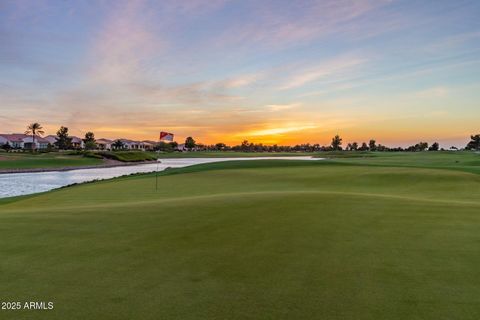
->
[[358, 142, 369, 151], [83, 132, 97, 150], [466, 134, 480, 150], [331, 135, 342, 151], [55, 126, 73, 150], [428, 142, 439, 151], [185, 137, 196, 150], [112, 140, 125, 150]]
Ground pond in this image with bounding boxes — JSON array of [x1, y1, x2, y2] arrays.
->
[[0, 157, 318, 198]]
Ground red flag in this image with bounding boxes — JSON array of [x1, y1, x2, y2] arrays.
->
[[160, 132, 174, 141]]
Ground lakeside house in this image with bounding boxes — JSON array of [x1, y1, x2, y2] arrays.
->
[[113, 139, 156, 151], [142, 140, 157, 151], [1, 133, 161, 152], [0, 134, 50, 150], [96, 138, 113, 150], [71, 136, 84, 149], [115, 139, 145, 150], [44, 135, 84, 149]]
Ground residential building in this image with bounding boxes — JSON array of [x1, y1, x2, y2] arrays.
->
[[142, 140, 157, 151], [116, 139, 146, 150], [0, 134, 50, 150], [96, 139, 113, 150], [71, 136, 84, 149], [44, 135, 84, 149]]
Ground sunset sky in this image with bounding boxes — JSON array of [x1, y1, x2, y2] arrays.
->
[[1, 0, 479, 147]]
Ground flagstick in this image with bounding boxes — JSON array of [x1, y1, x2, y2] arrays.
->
[[156, 140, 160, 191]]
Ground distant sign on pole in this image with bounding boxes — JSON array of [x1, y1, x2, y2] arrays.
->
[[160, 132, 174, 141], [156, 131, 174, 191]]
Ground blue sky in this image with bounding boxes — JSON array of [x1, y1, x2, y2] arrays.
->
[[1, 0, 479, 146]]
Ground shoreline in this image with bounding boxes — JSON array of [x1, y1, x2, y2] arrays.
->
[[0, 159, 158, 175], [0, 155, 321, 175]]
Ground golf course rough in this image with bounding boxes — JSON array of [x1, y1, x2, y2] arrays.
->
[[1, 155, 479, 319]]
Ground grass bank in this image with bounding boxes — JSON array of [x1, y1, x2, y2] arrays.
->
[[89, 150, 157, 162], [0, 151, 157, 171], [0, 151, 103, 170]]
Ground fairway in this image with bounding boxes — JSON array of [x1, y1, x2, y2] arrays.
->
[[1, 156, 480, 319]]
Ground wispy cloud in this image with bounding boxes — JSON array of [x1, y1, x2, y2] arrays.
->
[[214, 73, 262, 89], [86, 1, 164, 84], [414, 86, 449, 99], [266, 103, 302, 112], [237, 125, 318, 137], [214, 0, 390, 50], [279, 56, 366, 90]]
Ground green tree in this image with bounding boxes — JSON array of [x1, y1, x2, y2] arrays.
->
[[331, 134, 342, 151], [55, 126, 73, 150], [466, 134, 480, 150], [368, 139, 376, 151], [185, 137, 196, 150], [112, 140, 125, 150], [83, 132, 97, 150], [24, 122, 45, 151]]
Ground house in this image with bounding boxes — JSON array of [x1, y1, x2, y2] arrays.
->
[[0, 134, 50, 150], [71, 136, 84, 149], [176, 143, 188, 151], [116, 139, 146, 150], [96, 139, 113, 150], [175, 143, 198, 151], [142, 140, 157, 151], [44, 135, 57, 145], [44, 135, 84, 149]]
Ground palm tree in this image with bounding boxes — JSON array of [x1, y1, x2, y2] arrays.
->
[[112, 140, 125, 150], [25, 122, 45, 152]]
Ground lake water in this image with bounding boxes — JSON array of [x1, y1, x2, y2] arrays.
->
[[0, 157, 318, 199]]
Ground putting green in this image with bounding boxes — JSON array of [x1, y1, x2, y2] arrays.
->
[[1, 159, 479, 319]]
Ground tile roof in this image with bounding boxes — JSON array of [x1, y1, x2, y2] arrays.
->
[[0, 134, 49, 143]]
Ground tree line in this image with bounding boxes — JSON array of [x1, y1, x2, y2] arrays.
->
[[180, 134, 480, 152], [2, 122, 479, 153]]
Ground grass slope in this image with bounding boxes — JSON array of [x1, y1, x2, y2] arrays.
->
[[0, 151, 156, 170], [1, 156, 480, 319], [0, 152, 103, 170]]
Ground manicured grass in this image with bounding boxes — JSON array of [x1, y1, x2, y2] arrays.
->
[[154, 151, 320, 158], [324, 151, 480, 174], [0, 152, 103, 170], [1, 154, 480, 319]]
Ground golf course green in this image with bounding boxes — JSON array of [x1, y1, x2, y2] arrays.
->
[[1, 152, 479, 319]]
